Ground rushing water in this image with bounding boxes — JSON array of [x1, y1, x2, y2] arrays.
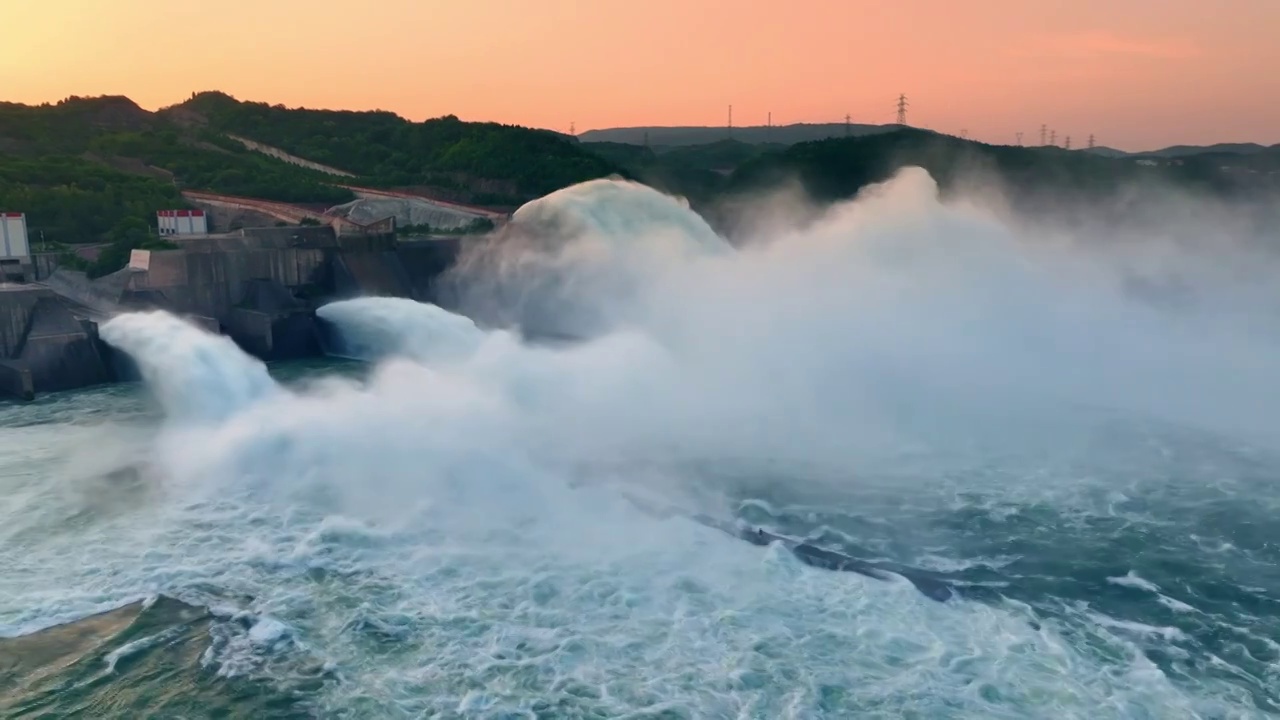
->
[[2, 171, 1279, 718]]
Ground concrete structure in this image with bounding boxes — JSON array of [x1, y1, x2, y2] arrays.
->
[[183, 191, 363, 235], [6, 222, 466, 398], [342, 186, 509, 224], [157, 209, 208, 236], [328, 196, 487, 232], [1, 213, 32, 282], [0, 285, 113, 400]]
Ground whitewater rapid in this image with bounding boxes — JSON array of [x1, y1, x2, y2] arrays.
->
[[5, 169, 1280, 717]]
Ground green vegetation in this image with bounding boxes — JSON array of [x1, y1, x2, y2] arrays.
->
[[86, 217, 179, 278], [89, 130, 352, 204], [725, 128, 1280, 208], [4, 93, 1274, 257], [0, 154, 184, 244], [181, 92, 624, 206], [0, 95, 354, 246]]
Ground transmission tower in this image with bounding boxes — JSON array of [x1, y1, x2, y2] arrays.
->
[[1088, 134, 1096, 149], [960, 128, 968, 139], [727, 105, 733, 137], [569, 121, 575, 136], [845, 113, 851, 137], [1016, 132, 1023, 146], [1040, 124, 1047, 145], [1049, 129, 1056, 146], [896, 94, 909, 125], [1064, 136, 1071, 150]]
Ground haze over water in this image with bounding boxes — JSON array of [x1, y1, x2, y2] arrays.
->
[[2, 170, 1279, 717]]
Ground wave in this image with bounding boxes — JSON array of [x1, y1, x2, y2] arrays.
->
[[69, 167, 1280, 715]]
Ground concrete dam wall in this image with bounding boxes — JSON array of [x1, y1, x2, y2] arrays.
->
[[0, 225, 465, 400], [0, 286, 113, 400]]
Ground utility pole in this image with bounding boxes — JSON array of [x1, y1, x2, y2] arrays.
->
[[896, 94, 909, 125], [1016, 132, 1023, 146], [1040, 124, 1047, 145], [1049, 129, 1056, 146], [1064, 135, 1071, 150], [1088, 134, 1096, 149]]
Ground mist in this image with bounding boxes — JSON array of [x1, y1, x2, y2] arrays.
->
[[425, 168, 1280, 458], [77, 166, 1280, 715]]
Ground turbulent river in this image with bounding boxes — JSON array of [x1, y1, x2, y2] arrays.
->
[[1, 171, 1278, 718]]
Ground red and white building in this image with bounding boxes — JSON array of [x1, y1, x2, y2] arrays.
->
[[0, 212, 31, 282], [157, 209, 208, 236], [1, 212, 30, 261]]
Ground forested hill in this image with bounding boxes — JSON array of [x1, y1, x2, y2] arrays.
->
[[173, 92, 623, 207], [0, 96, 351, 205], [0, 95, 357, 260], [0, 92, 625, 257], [726, 128, 1280, 205]]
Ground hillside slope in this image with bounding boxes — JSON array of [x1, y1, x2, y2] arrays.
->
[[578, 122, 898, 147], [725, 128, 1280, 212], [0, 96, 352, 205], [173, 92, 625, 207]]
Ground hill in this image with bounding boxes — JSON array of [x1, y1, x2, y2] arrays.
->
[[583, 138, 790, 209], [578, 123, 899, 147], [0, 92, 628, 277], [1081, 146, 1129, 159], [0, 96, 352, 205], [173, 92, 624, 208], [1139, 142, 1276, 158], [720, 128, 1280, 224]]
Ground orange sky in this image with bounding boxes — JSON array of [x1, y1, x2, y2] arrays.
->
[[2, 0, 1278, 150]]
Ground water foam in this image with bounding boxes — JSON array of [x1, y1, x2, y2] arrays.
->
[[13, 168, 1280, 715], [99, 311, 278, 424]]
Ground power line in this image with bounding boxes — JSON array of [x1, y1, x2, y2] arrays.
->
[[896, 94, 909, 125]]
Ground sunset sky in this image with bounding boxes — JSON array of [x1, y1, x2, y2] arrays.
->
[[2, 0, 1278, 151]]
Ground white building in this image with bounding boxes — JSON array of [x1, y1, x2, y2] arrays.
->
[[0, 213, 31, 281], [157, 209, 209, 236], [1, 213, 30, 261]]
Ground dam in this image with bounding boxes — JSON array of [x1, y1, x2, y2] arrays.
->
[[0, 224, 462, 400]]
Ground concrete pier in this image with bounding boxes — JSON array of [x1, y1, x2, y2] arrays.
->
[[0, 224, 466, 399], [0, 285, 113, 399]]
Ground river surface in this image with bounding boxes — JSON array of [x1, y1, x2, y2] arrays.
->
[[4, 171, 1280, 718], [0, 357, 1277, 718]]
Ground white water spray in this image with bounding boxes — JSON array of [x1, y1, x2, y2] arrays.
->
[[63, 167, 1280, 716], [99, 311, 279, 424]]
